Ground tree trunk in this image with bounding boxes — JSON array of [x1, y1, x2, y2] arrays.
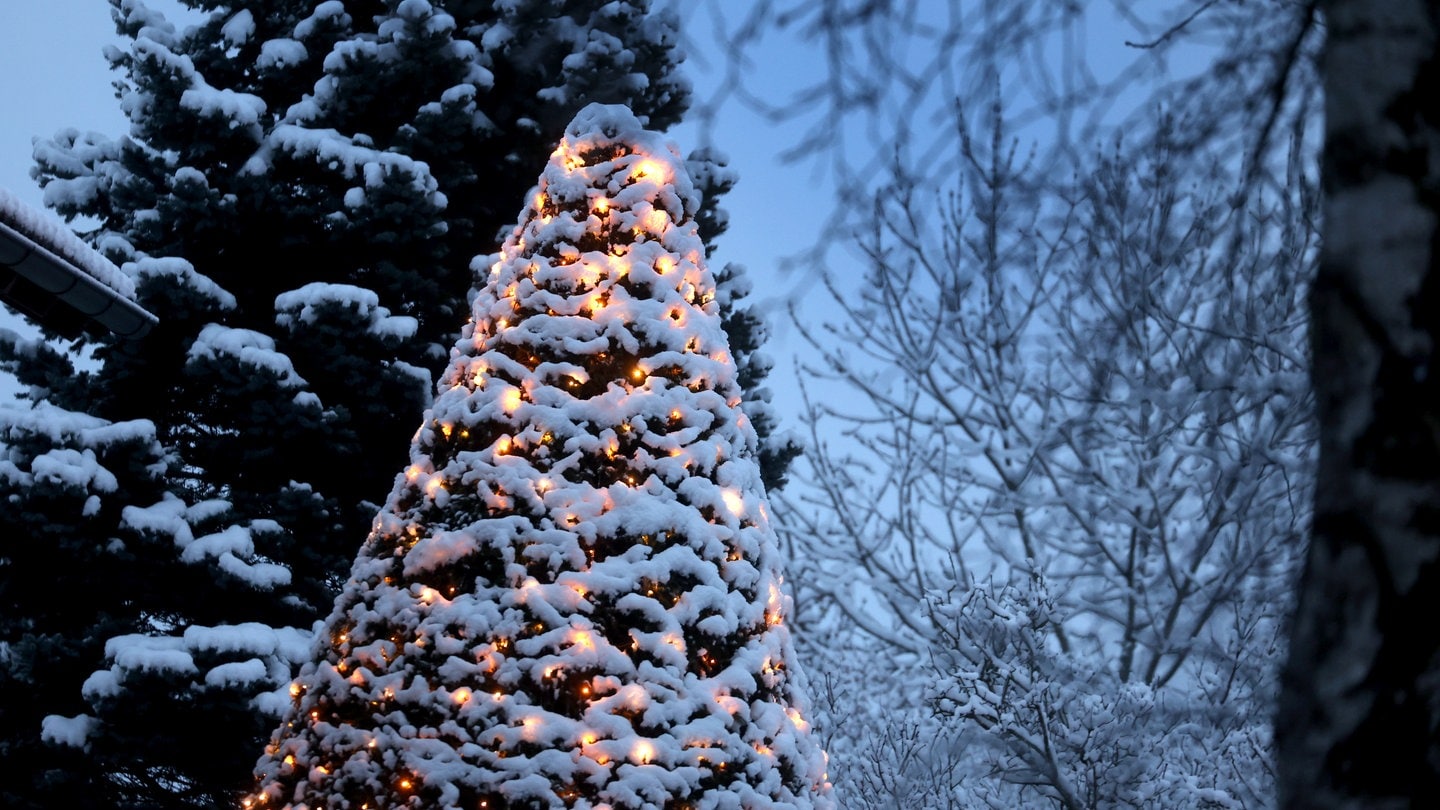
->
[[1277, 0, 1440, 806]]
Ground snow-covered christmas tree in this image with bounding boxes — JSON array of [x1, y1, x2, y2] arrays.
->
[[250, 104, 831, 809]]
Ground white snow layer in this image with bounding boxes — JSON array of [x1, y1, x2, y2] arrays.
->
[[0, 186, 136, 299], [41, 714, 99, 750], [188, 323, 307, 389], [274, 282, 418, 341]]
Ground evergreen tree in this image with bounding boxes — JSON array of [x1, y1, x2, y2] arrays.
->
[[0, 398, 169, 810], [251, 104, 831, 809], [6, 0, 712, 805]]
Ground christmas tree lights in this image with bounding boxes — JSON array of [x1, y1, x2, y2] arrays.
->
[[250, 104, 831, 809]]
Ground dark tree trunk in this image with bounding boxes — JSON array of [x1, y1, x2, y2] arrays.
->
[[1277, 0, 1440, 806]]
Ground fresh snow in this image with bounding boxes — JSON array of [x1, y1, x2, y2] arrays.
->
[[0, 186, 136, 299], [188, 324, 307, 389], [275, 282, 419, 341]]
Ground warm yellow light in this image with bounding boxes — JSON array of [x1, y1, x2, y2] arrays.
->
[[425, 477, 445, 497], [315, 766, 329, 776], [453, 688, 472, 704], [633, 740, 656, 764], [522, 716, 541, 740], [419, 586, 441, 603], [284, 755, 295, 766], [404, 465, 422, 482], [631, 159, 665, 181], [787, 707, 809, 730], [645, 210, 668, 232], [536, 477, 552, 494], [501, 387, 523, 414], [722, 489, 745, 516], [399, 778, 412, 790], [595, 198, 610, 214], [496, 436, 512, 454], [630, 367, 646, 382], [582, 731, 598, 746], [572, 630, 595, 651], [289, 683, 301, 697]]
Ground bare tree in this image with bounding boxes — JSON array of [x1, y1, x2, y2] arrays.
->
[[778, 95, 1316, 804]]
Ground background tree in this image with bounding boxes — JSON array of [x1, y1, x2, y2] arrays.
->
[[252, 103, 830, 810], [781, 103, 1314, 808], [678, 0, 1324, 805], [1277, 0, 1440, 805]]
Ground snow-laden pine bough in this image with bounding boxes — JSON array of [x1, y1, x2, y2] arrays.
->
[[248, 104, 833, 810]]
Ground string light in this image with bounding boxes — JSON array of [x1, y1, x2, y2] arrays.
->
[[722, 489, 745, 517]]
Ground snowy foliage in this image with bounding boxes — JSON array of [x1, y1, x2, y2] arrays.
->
[[252, 104, 830, 810], [781, 109, 1314, 808]]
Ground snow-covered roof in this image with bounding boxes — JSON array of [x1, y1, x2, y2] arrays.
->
[[0, 187, 156, 338]]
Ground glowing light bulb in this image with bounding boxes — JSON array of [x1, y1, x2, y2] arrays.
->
[[787, 708, 809, 730], [722, 489, 745, 517], [572, 630, 595, 651], [630, 367, 646, 382], [633, 740, 655, 764], [453, 688, 472, 704], [631, 159, 664, 181], [501, 387, 523, 414], [594, 198, 610, 214]]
